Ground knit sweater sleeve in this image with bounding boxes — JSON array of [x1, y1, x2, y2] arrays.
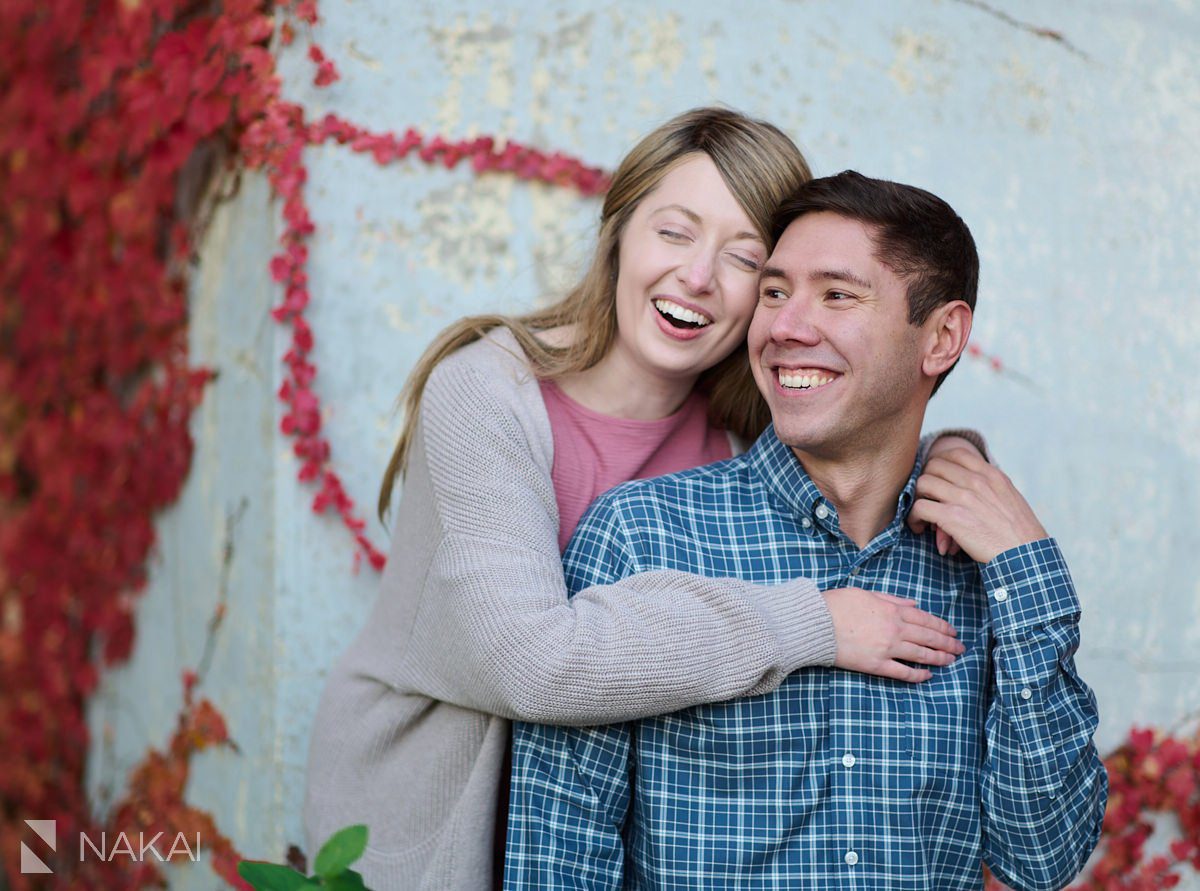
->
[[918, 428, 991, 465], [391, 343, 835, 727]]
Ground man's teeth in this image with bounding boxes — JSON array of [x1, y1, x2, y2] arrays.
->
[[653, 299, 711, 327], [778, 370, 835, 390]]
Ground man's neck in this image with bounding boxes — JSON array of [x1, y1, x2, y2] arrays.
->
[[793, 426, 923, 550]]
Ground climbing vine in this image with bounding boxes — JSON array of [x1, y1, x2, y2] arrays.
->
[[1, 0, 274, 885]]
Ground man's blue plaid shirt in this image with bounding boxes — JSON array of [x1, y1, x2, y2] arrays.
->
[[506, 427, 1107, 890]]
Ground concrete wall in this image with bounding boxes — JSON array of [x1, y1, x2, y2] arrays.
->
[[89, 1, 1200, 885]]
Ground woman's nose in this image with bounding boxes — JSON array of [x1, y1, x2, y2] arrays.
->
[[676, 249, 715, 294]]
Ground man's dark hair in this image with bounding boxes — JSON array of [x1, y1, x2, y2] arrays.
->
[[770, 170, 979, 395]]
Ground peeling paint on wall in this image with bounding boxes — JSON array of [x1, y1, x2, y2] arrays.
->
[[888, 28, 952, 96], [426, 13, 517, 131], [626, 10, 684, 83], [415, 176, 517, 290]]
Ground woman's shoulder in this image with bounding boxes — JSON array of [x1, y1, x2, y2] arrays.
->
[[424, 324, 555, 422], [436, 323, 578, 384], [438, 324, 531, 376], [420, 323, 556, 470]]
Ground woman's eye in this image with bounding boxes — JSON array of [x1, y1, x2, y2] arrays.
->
[[657, 228, 688, 241], [730, 253, 760, 272]]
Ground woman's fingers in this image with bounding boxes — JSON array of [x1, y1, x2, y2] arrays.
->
[[926, 448, 992, 480], [935, 525, 951, 555], [878, 661, 934, 684], [872, 592, 916, 606], [889, 598, 957, 637], [874, 592, 962, 651], [914, 472, 963, 507], [896, 642, 958, 667], [899, 620, 965, 657]]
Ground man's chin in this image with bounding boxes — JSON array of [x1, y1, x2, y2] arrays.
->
[[770, 420, 832, 456]]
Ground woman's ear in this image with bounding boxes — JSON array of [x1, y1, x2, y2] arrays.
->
[[921, 300, 973, 380]]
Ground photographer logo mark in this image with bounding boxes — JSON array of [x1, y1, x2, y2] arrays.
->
[[18, 819, 201, 872], [21, 819, 55, 874]]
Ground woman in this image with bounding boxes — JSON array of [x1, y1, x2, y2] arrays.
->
[[304, 108, 979, 890]]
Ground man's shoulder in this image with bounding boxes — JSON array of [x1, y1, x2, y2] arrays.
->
[[587, 453, 755, 529], [565, 454, 759, 584]]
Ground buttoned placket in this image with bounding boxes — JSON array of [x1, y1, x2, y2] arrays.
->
[[829, 518, 913, 875], [759, 432, 929, 877], [828, 618, 855, 875], [829, 594, 870, 877]]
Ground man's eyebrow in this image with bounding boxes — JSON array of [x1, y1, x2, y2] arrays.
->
[[810, 268, 872, 290], [652, 204, 762, 242], [759, 265, 789, 282]]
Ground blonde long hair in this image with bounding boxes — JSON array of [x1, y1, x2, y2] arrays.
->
[[379, 107, 812, 519]]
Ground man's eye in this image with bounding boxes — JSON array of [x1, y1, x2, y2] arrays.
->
[[827, 291, 853, 302], [761, 287, 787, 301]]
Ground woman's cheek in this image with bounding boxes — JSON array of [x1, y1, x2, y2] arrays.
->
[[727, 281, 761, 333]]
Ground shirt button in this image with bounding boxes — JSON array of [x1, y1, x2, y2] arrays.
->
[[801, 517, 812, 528], [1021, 686, 1033, 700], [844, 851, 859, 866], [842, 753, 856, 768], [994, 587, 1009, 602], [815, 504, 830, 520]]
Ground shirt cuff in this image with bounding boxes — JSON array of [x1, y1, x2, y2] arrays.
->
[[982, 538, 1080, 638]]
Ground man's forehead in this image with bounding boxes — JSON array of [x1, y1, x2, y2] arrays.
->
[[762, 213, 882, 285]]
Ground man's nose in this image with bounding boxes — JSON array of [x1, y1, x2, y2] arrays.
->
[[770, 296, 822, 346]]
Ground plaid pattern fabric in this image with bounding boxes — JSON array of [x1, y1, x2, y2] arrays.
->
[[506, 427, 1106, 891]]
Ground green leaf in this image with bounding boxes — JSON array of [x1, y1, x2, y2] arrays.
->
[[313, 824, 368, 879], [236, 861, 312, 891], [324, 868, 368, 890]]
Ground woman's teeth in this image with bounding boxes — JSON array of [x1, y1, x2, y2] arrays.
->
[[778, 370, 835, 390], [654, 299, 711, 328]]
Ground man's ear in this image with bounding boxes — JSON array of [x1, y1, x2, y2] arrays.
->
[[921, 300, 973, 380]]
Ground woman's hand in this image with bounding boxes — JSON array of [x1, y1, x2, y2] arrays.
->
[[907, 435, 984, 555], [822, 587, 964, 682], [909, 448, 1049, 564]]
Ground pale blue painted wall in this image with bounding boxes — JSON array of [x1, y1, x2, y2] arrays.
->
[[88, 1, 1200, 885]]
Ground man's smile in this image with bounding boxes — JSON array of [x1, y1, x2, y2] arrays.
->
[[776, 368, 840, 391]]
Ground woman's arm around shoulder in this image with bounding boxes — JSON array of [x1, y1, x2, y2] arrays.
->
[[386, 332, 835, 726]]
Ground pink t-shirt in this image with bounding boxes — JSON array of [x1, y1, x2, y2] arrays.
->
[[539, 379, 734, 551]]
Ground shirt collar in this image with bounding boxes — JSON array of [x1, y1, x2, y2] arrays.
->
[[746, 424, 923, 537], [746, 425, 827, 521]]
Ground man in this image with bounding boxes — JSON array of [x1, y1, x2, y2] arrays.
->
[[503, 171, 1107, 890]]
